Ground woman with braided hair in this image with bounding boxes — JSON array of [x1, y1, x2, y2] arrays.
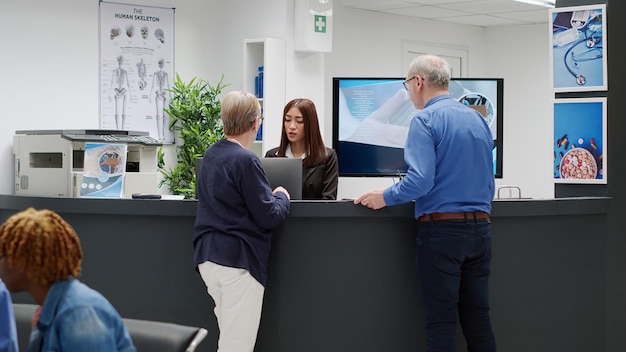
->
[[0, 208, 136, 352]]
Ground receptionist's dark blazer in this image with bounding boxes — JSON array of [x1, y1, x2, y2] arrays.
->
[[265, 147, 338, 200]]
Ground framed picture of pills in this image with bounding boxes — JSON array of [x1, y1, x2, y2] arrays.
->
[[553, 98, 607, 184], [549, 4, 607, 92]]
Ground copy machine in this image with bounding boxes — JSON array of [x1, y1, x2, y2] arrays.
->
[[13, 129, 162, 198]]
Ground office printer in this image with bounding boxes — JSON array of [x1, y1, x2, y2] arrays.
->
[[13, 129, 162, 198]]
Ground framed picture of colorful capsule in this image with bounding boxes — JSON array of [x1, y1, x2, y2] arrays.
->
[[553, 98, 606, 184], [549, 4, 607, 92]]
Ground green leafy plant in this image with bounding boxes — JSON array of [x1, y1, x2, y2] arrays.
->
[[157, 74, 229, 199]]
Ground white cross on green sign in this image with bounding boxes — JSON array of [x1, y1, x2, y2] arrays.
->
[[314, 15, 326, 33]]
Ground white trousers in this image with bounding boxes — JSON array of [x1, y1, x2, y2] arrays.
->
[[198, 261, 265, 352]]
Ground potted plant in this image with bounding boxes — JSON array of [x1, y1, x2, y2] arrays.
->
[[157, 74, 229, 199]]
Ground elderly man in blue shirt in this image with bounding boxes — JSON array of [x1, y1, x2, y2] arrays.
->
[[355, 54, 497, 352]]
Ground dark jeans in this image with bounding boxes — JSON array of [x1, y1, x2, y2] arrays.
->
[[416, 219, 496, 352]]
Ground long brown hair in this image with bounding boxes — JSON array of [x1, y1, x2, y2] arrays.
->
[[0, 208, 83, 286], [277, 98, 327, 168]]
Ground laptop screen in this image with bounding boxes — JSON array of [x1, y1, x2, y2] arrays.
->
[[260, 157, 302, 200], [195, 156, 303, 200]]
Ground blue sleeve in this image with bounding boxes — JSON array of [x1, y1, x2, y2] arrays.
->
[[384, 114, 436, 206], [0, 282, 19, 352], [58, 306, 135, 352]]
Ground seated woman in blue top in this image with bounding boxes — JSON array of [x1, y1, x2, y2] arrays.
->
[[0, 208, 136, 352], [193, 90, 291, 352], [0, 278, 18, 352], [265, 98, 339, 200]]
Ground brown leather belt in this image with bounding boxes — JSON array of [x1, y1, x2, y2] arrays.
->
[[417, 211, 490, 222]]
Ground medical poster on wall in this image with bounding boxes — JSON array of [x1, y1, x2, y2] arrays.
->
[[80, 143, 128, 198], [549, 4, 607, 93], [553, 98, 607, 184], [99, 2, 175, 143]]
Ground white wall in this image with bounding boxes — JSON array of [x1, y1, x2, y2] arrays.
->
[[326, 6, 484, 199], [0, 1, 100, 194], [0, 0, 226, 195], [484, 23, 554, 199], [0, 0, 553, 200], [326, 6, 553, 199]]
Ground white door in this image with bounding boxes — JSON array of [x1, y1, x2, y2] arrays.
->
[[401, 41, 467, 78]]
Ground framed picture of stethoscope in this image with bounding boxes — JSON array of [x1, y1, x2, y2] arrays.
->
[[549, 4, 607, 93], [553, 98, 607, 184]]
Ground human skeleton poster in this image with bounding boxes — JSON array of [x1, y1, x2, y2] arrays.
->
[[99, 2, 175, 143]]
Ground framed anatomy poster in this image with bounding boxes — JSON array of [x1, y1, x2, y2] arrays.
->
[[99, 1, 175, 143], [553, 98, 607, 184], [549, 4, 607, 92]]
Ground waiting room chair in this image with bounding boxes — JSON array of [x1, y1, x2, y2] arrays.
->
[[123, 317, 208, 352], [12, 303, 37, 352], [13, 303, 208, 352]]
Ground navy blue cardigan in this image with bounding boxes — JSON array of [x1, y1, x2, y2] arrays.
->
[[193, 139, 290, 286]]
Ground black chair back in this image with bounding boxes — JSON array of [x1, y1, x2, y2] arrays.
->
[[12, 303, 37, 352], [13, 303, 208, 352], [123, 317, 208, 352]]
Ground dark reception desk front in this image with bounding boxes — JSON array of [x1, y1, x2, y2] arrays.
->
[[0, 195, 610, 352]]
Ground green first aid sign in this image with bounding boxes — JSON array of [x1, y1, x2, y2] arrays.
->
[[314, 15, 327, 33]]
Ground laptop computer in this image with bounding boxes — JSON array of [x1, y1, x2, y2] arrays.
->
[[260, 157, 303, 200]]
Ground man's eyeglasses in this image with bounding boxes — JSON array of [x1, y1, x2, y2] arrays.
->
[[403, 76, 417, 90]]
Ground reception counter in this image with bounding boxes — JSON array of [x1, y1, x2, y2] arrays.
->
[[0, 195, 610, 352]]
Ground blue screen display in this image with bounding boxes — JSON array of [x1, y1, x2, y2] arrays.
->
[[332, 77, 503, 178]]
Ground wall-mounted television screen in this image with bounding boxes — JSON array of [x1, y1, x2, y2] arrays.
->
[[332, 77, 503, 178]]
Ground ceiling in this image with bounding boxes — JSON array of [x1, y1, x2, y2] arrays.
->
[[341, 0, 552, 28]]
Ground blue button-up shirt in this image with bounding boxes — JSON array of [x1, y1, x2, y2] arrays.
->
[[28, 278, 135, 352], [0, 279, 18, 352], [384, 94, 495, 217]]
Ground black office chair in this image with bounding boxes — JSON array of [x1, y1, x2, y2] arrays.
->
[[123, 317, 208, 352], [12, 303, 37, 352], [13, 303, 208, 352]]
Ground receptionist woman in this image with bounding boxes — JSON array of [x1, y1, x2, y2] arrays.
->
[[265, 98, 339, 200]]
